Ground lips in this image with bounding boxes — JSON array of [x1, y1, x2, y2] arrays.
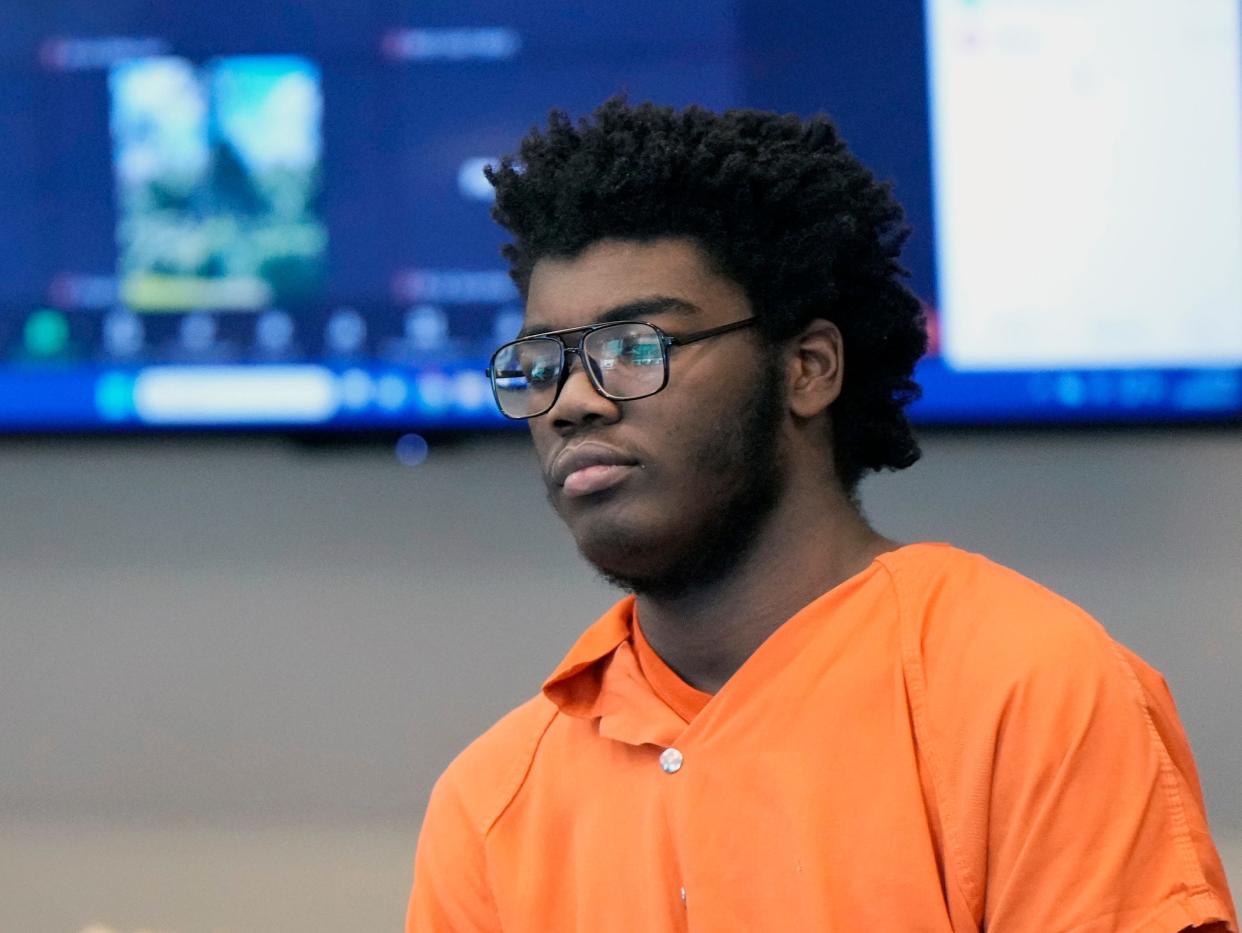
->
[[549, 442, 640, 499]]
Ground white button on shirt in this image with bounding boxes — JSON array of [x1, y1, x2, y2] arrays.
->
[[659, 747, 683, 773]]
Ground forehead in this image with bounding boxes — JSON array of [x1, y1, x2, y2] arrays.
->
[[523, 237, 749, 331]]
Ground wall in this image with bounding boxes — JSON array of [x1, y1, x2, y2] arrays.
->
[[0, 430, 1238, 930]]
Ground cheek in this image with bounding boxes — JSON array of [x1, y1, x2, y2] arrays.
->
[[640, 408, 738, 490], [527, 421, 557, 467]]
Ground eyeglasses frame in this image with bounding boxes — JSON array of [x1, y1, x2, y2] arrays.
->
[[486, 316, 758, 419]]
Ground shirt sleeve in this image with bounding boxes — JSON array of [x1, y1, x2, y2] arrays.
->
[[911, 583, 1237, 933], [924, 608, 1232, 929], [407, 769, 503, 933], [987, 637, 1234, 932]]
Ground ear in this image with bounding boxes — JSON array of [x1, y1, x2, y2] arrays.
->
[[786, 318, 844, 419]]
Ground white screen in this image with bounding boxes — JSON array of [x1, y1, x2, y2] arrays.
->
[[928, 0, 1242, 370]]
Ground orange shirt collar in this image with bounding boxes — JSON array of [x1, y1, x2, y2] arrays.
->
[[540, 548, 916, 747], [542, 594, 635, 710], [542, 595, 688, 748]]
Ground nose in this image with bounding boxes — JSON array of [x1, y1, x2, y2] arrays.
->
[[545, 350, 620, 432]]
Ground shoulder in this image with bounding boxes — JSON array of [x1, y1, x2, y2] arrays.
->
[[877, 542, 1094, 632], [877, 548, 1238, 930], [428, 693, 560, 837], [879, 544, 1168, 795], [412, 696, 558, 930], [877, 543, 1125, 694]]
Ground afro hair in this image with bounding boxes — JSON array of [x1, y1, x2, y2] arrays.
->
[[485, 97, 927, 495]]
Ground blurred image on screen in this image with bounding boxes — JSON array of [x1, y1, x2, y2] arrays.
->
[[0, 0, 1237, 430]]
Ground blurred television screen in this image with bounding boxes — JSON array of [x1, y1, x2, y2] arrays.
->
[[0, 0, 1238, 431]]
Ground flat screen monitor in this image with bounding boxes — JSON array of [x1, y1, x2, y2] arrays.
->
[[0, 0, 1238, 431]]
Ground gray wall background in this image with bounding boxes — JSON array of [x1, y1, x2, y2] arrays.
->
[[1, 430, 1238, 835]]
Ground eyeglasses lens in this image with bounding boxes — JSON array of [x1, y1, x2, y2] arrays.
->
[[583, 323, 666, 399], [491, 336, 562, 418]]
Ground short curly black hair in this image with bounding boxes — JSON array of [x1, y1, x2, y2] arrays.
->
[[485, 97, 927, 495]]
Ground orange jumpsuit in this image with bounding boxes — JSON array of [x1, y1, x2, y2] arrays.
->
[[410, 543, 1237, 932]]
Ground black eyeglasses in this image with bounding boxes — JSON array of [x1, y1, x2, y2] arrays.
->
[[486, 317, 757, 419]]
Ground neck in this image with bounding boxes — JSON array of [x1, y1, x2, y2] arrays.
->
[[634, 483, 898, 694]]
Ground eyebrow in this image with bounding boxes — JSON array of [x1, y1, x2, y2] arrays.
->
[[517, 296, 701, 340]]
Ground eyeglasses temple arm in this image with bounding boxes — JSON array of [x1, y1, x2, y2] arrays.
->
[[666, 317, 758, 348]]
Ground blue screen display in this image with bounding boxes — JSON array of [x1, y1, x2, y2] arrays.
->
[[0, 0, 1237, 431]]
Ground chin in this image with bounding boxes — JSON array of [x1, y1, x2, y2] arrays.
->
[[570, 515, 672, 586], [567, 474, 781, 600]]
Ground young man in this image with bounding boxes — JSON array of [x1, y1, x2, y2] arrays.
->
[[407, 100, 1237, 931]]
